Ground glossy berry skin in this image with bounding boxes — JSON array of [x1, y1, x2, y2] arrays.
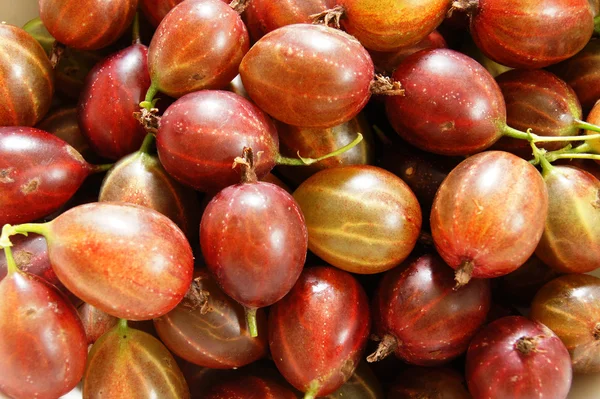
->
[[466, 316, 572, 399], [148, 0, 249, 98], [37, 107, 93, 161], [371, 254, 491, 365], [386, 49, 506, 155], [77, 303, 118, 345], [550, 40, 600, 114], [84, 323, 190, 398], [99, 148, 198, 237], [338, 0, 451, 51], [0, 270, 87, 399], [154, 270, 268, 369], [78, 44, 150, 160], [203, 374, 299, 399], [470, 0, 594, 69], [240, 24, 374, 128], [0, 24, 54, 127], [244, 0, 336, 40], [0, 127, 94, 226], [531, 274, 600, 374], [157, 91, 279, 192], [39, 0, 137, 50], [269, 266, 371, 397], [45, 202, 194, 320], [535, 166, 600, 273], [431, 151, 548, 280], [141, 0, 229, 26], [275, 114, 374, 185], [388, 367, 471, 399], [369, 30, 447, 76], [201, 182, 307, 309], [493, 69, 582, 157], [293, 166, 422, 274]]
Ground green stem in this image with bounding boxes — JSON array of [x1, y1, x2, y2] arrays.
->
[[531, 143, 554, 177], [303, 382, 319, 399], [575, 119, 600, 134], [3, 246, 18, 275], [11, 223, 50, 238], [245, 307, 258, 337], [140, 83, 159, 111], [502, 125, 532, 140], [570, 142, 592, 154], [132, 12, 140, 44], [502, 124, 600, 143], [91, 163, 114, 173], [547, 153, 600, 162], [119, 318, 128, 330], [276, 133, 363, 166], [138, 133, 156, 154]]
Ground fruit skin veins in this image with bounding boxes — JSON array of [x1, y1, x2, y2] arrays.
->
[[293, 165, 422, 274], [153, 270, 269, 369], [535, 166, 600, 273], [0, 24, 54, 127], [39, 0, 137, 50], [531, 274, 600, 374], [466, 316, 572, 399], [339, 0, 451, 51], [148, 0, 249, 98], [46, 202, 194, 320], [0, 127, 93, 227], [83, 323, 190, 398], [78, 44, 151, 160], [371, 254, 491, 365], [269, 266, 371, 397], [0, 270, 87, 399], [200, 182, 307, 309], [244, 0, 336, 40], [431, 151, 548, 279], [470, 0, 594, 69], [385, 49, 506, 156], [240, 24, 374, 128], [157, 90, 279, 193]]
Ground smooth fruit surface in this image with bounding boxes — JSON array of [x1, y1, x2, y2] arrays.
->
[[0, 24, 54, 127], [0, 270, 87, 399], [240, 24, 374, 128], [37, 107, 94, 161], [431, 151, 548, 279], [386, 49, 506, 155], [531, 274, 600, 374], [466, 316, 572, 399], [535, 166, 600, 273], [470, 0, 594, 68], [154, 270, 268, 369], [39, 0, 137, 50], [46, 202, 194, 320], [293, 165, 422, 274], [201, 182, 307, 308], [0, 127, 92, 226], [269, 266, 371, 397], [339, 0, 451, 51], [148, 0, 249, 97]]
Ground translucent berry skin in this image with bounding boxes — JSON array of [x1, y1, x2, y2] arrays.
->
[[431, 151, 548, 279], [39, 0, 137, 50], [0, 271, 87, 399], [466, 316, 572, 399], [200, 182, 307, 309], [470, 0, 594, 69], [78, 44, 151, 160], [0, 127, 93, 227], [148, 0, 249, 98], [0, 24, 54, 127], [338, 0, 451, 52], [386, 49, 506, 156], [240, 24, 374, 128], [156, 90, 279, 193], [269, 266, 371, 397]]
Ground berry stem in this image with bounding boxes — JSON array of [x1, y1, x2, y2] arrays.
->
[[575, 119, 600, 134], [2, 246, 18, 275], [132, 12, 141, 44], [119, 318, 128, 331], [138, 133, 156, 155], [303, 381, 320, 399], [530, 142, 554, 177], [8, 223, 50, 238], [91, 163, 114, 173], [276, 133, 363, 166], [140, 83, 159, 111], [502, 124, 600, 143], [245, 307, 258, 337]]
